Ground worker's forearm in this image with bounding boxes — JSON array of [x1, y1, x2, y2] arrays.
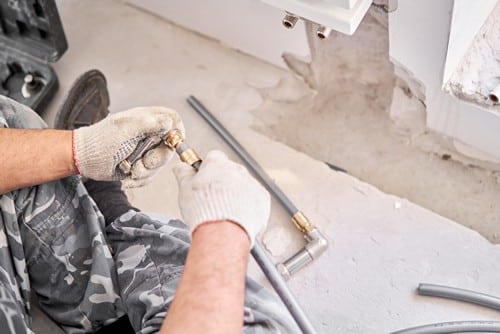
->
[[161, 220, 250, 334], [0, 128, 77, 194]]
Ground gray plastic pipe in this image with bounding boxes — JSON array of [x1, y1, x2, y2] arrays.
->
[[187, 95, 299, 214], [390, 320, 500, 334], [252, 241, 317, 334], [418, 283, 500, 311], [186, 95, 328, 280], [186, 95, 317, 334]]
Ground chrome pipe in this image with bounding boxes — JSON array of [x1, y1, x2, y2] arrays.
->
[[282, 13, 299, 29], [316, 26, 332, 39], [278, 228, 328, 280]]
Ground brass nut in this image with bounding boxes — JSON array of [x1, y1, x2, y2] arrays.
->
[[165, 129, 184, 149], [291, 211, 313, 233], [180, 148, 201, 166]]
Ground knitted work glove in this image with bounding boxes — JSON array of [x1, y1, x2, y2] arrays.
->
[[73, 106, 184, 187], [173, 150, 270, 247]]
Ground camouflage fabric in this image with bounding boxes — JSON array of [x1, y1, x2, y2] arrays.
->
[[0, 96, 299, 333]]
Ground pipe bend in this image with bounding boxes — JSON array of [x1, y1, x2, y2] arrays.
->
[[305, 228, 328, 259]]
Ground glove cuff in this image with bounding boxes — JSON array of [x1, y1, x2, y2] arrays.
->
[[72, 130, 82, 175], [187, 186, 259, 247], [73, 127, 113, 180]]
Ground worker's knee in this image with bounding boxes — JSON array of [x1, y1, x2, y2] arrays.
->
[[105, 211, 190, 332]]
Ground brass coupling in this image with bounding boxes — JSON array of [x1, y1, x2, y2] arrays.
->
[[165, 128, 202, 170], [164, 128, 184, 149], [291, 211, 313, 234], [178, 148, 201, 166]]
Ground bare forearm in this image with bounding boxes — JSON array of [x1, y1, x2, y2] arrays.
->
[[0, 128, 77, 194], [161, 221, 250, 334]]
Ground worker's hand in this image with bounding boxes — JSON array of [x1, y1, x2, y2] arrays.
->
[[73, 106, 184, 187], [173, 150, 270, 247]]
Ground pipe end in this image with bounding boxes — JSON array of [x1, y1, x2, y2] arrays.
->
[[282, 13, 299, 29], [488, 93, 499, 104], [316, 26, 332, 39], [276, 263, 291, 280]]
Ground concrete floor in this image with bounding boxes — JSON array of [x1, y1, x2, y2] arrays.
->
[[33, 1, 500, 333]]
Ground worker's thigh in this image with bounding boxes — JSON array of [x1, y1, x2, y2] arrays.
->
[[107, 211, 300, 334], [0, 281, 30, 334], [17, 177, 126, 332]]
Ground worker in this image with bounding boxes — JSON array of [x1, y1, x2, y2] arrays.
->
[[0, 70, 297, 333]]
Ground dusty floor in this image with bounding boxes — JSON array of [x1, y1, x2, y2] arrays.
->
[[31, 1, 500, 333]]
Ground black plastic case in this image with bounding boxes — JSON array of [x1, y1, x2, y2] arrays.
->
[[0, 0, 67, 114]]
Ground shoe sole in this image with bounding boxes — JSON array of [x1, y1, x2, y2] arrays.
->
[[54, 69, 110, 129]]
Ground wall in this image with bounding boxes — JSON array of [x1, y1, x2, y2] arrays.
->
[[389, 0, 500, 162], [125, 0, 310, 68]]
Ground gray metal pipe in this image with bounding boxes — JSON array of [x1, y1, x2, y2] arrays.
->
[[252, 241, 317, 334], [187, 95, 325, 333], [187, 95, 298, 216], [186, 96, 328, 276], [391, 320, 500, 334], [418, 283, 500, 311]]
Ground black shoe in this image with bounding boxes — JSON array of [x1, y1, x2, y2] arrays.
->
[[54, 69, 110, 129]]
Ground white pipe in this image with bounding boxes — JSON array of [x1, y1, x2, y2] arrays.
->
[[316, 26, 332, 39], [488, 84, 500, 104], [282, 13, 299, 29]]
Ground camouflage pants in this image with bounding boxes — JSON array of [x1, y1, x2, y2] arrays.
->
[[0, 96, 298, 333]]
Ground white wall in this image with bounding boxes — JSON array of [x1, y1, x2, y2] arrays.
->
[[389, 0, 500, 161], [127, 0, 500, 161], [125, 0, 310, 68]]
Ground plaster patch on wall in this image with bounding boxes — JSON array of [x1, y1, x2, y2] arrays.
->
[[444, 2, 500, 109]]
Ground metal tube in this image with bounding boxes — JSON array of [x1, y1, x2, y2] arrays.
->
[[391, 321, 500, 334], [187, 95, 328, 277], [187, 95, 298, 216], [278, 227, 328, 280], [418, 283, 500, 311], [167, 117, 318, 333], [316, 26, 332, 39], [282, 13, 299, 29], [489, 84, 500, 104], [252, 242, 317, 334]]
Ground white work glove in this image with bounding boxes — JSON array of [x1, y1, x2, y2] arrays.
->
[[173, 150, 270, 247], [73, 106, 184, 187]]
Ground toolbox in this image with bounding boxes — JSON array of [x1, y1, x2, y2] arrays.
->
[[0, 0, 67, 114]]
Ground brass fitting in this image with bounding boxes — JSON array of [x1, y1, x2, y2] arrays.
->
[[179, 148, 202, 167], [164, 128, 184, 149], [165, 128, 202, 170], [291, 211, 313, 233]]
